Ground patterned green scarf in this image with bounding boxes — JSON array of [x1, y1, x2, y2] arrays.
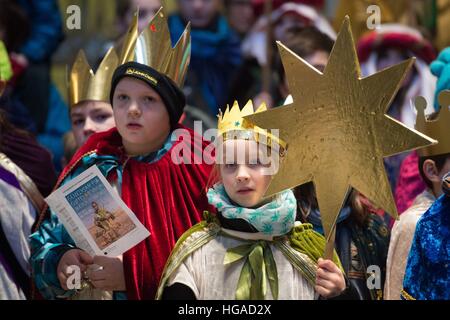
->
[[207, 184, 296, 236]]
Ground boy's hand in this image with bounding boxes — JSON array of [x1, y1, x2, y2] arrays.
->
[[57, 249, 94, 290], [87, 255, 126, 291]]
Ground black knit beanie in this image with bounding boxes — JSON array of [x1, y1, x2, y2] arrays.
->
[[110, 62, 186, 128]]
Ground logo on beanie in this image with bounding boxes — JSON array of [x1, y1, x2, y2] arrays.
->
[[125, 68, 158, 85]]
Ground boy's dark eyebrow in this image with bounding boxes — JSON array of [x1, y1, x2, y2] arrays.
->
[[70, 111, 85, 117], [71, 107, 111, 117], [90, 107, 112, 113]]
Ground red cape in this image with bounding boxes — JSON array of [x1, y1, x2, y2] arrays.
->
[[394, 151, 426, 215], [37, 125, 214, 299]]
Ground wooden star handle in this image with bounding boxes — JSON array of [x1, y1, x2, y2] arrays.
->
[[323, 225, 336, 260]]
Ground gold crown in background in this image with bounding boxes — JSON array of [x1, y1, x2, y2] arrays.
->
[[68, 47, 119, 107], [414, 90, 450, 157], [120, 7, 191, 87], [218, 100, 287, 152]]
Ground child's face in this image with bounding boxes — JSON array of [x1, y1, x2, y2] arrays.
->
[[226, 0, 254, 35], [178, 0, 221, 28], [376, 48, 414, 88], [220, 139, 273, 208], [128, 0, 161, 32], [70, 100, 115, 148], [112, 77, 170, 155]]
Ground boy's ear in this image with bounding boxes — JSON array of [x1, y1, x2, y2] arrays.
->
[[423, 159, 440, 183]]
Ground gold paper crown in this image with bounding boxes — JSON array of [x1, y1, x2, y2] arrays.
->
[[68, 47, 119, 107], [119, 7, 191, 87], [414, 90, 450, 157], [218, 100, 287, 151]]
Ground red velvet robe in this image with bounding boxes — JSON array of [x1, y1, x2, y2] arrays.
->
[[36, 125, 214, 299]]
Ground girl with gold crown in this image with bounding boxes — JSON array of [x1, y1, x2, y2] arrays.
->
[[30, 8, 213, 300], [156, 100, 346, 300]]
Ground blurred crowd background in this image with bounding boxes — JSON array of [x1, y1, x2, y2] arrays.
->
[[1, 0, 450, 302], [1, 0, 449, 181]]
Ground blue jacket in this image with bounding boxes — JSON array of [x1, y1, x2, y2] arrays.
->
[[402, 192, 450, 300], [17, 0, 63, 62], [168, 14, 242, 115]]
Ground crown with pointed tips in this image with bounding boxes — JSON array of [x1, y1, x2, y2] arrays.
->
[[414, 90, 450, 157], [68, 47, 119, 107], [218, 100, 287, 152], [119, 7, 190, 87]]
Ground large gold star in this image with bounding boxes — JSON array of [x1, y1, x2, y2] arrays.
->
[[245, 17, 435, 243]]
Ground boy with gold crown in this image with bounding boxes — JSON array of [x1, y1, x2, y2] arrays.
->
[[67, 47, 119, 151], [156, 100, 346, 300], [385, 90, 450, 300], [30, 8, 213, 300]]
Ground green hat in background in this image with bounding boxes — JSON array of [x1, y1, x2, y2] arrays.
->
[[0, 41, 12, 96]]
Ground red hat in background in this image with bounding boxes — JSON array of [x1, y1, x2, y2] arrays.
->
[[357, 24, 436, 64]]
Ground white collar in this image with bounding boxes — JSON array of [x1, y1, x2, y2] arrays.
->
[[221, 227, 274, 241]]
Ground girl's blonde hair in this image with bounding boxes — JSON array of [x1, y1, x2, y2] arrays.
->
[[205, 163, 221, 192]]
